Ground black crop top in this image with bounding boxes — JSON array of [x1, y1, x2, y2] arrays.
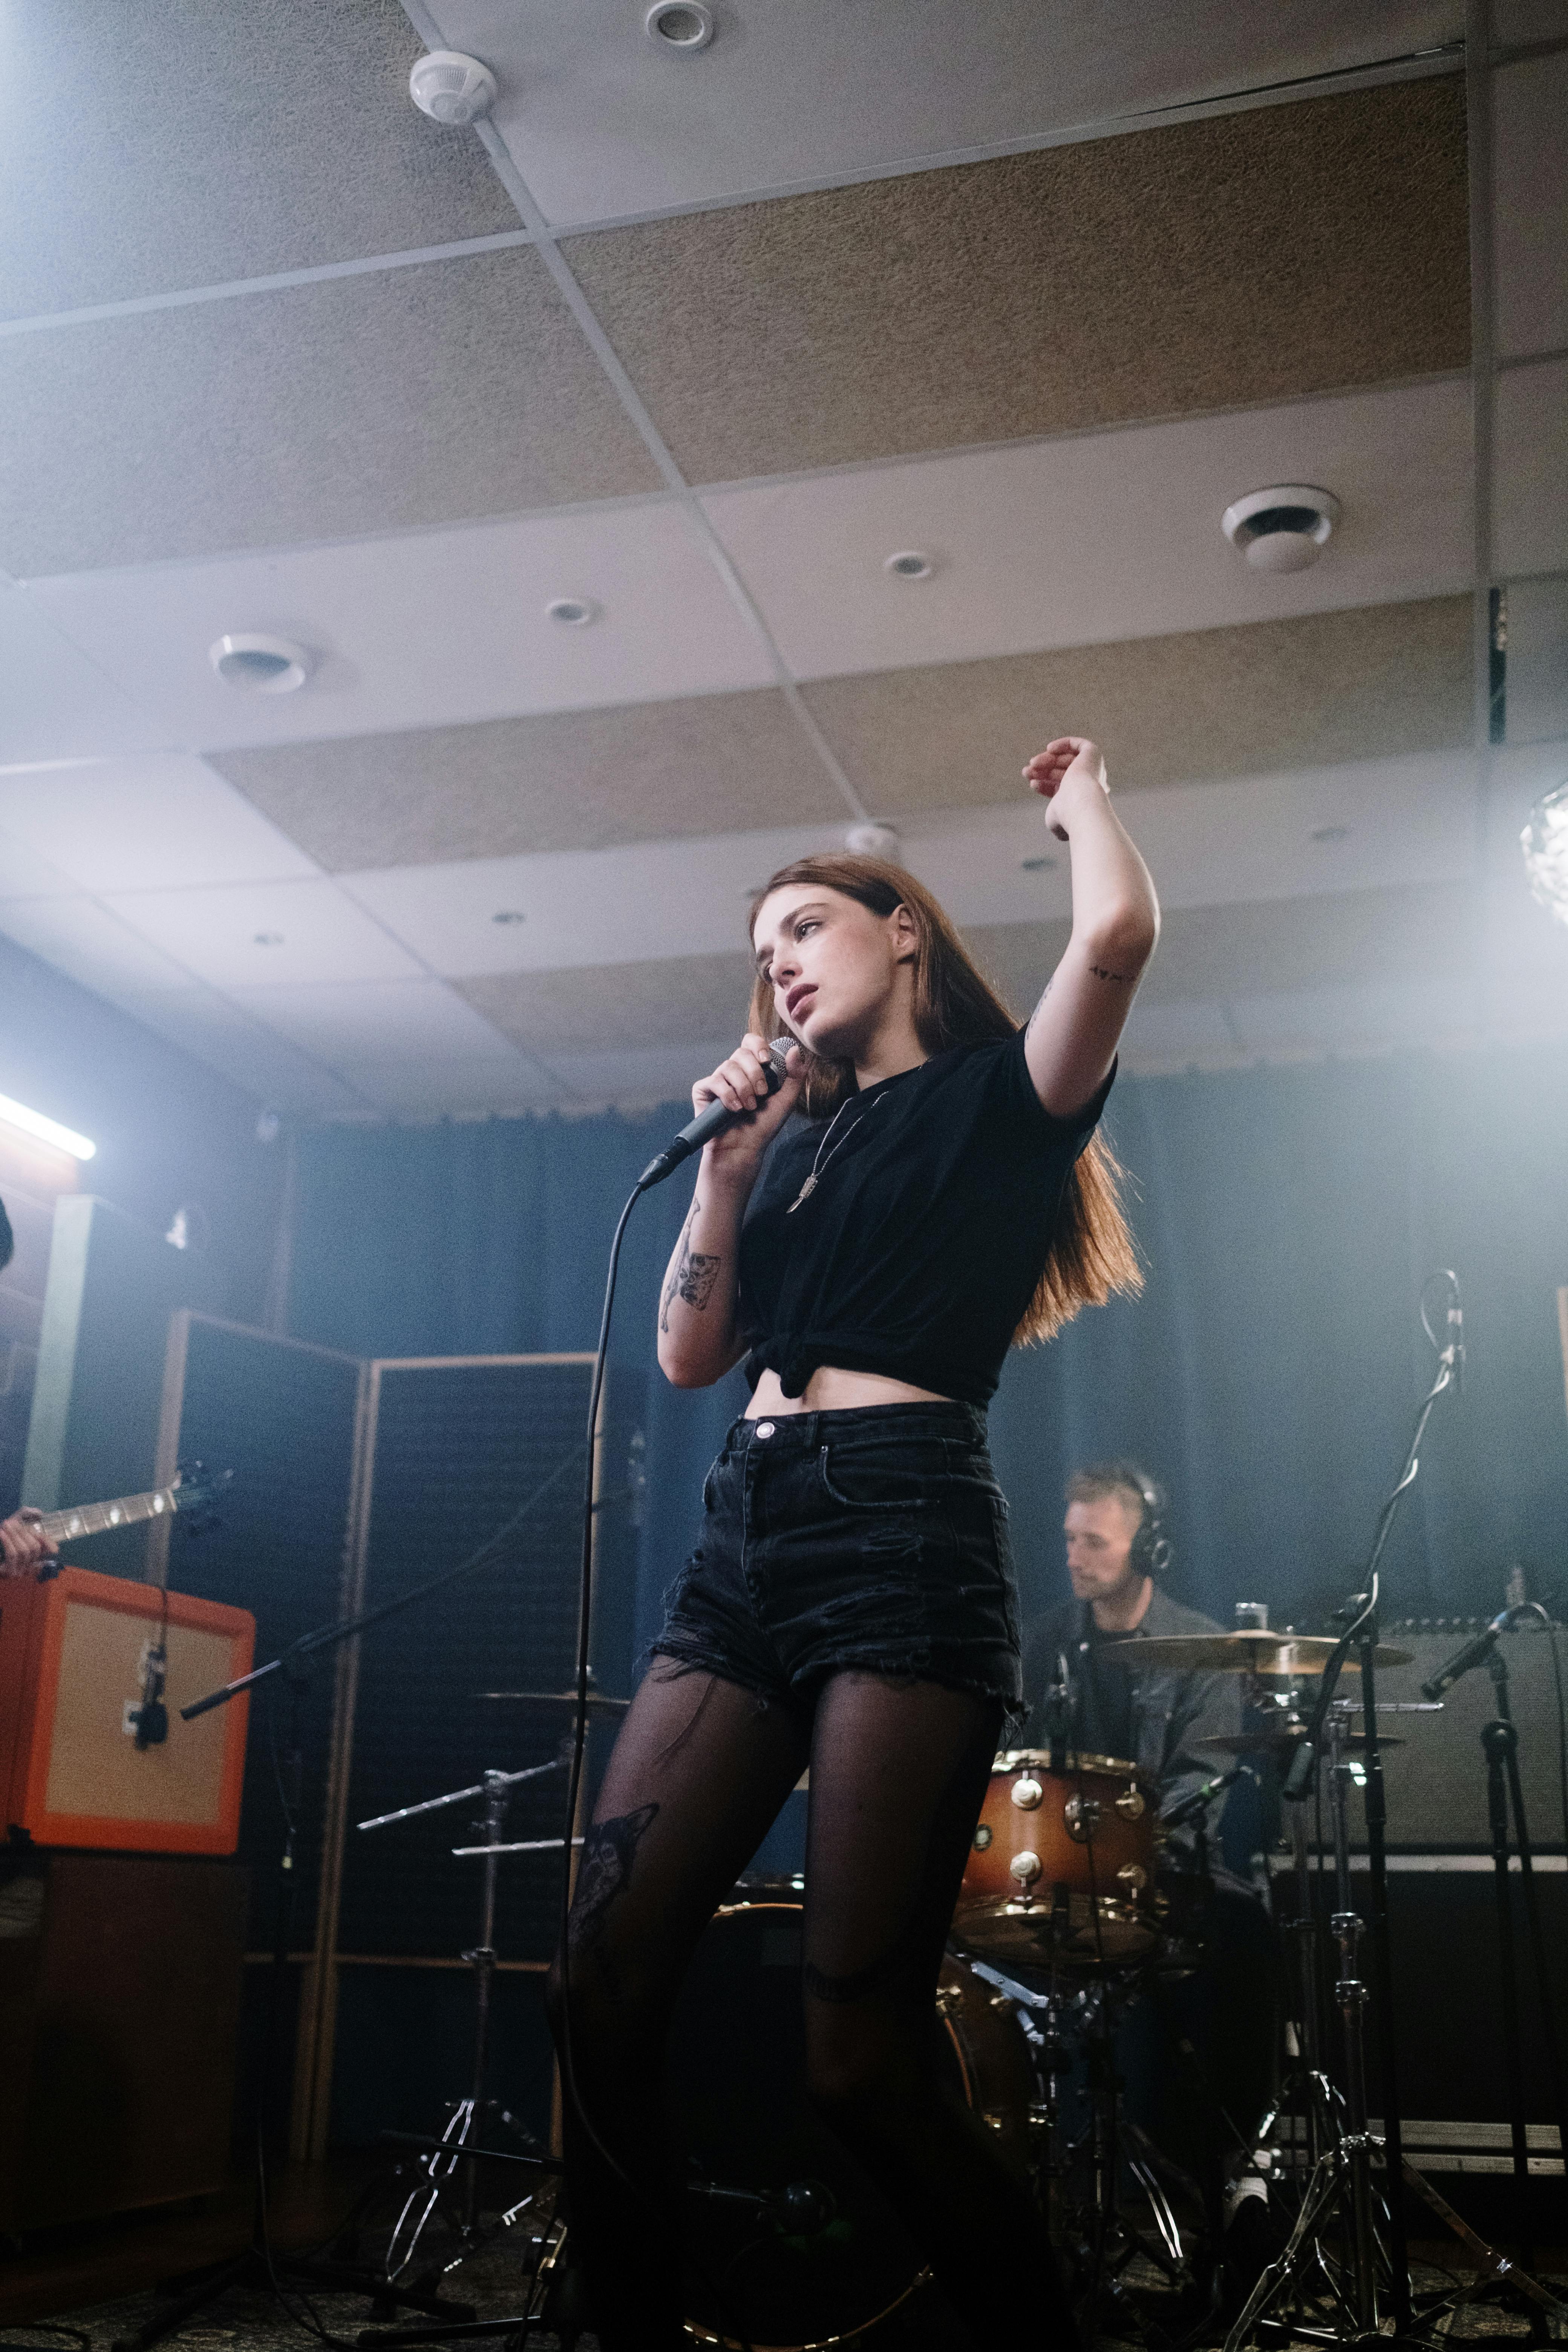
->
[[738, 1030, 1115, 1408]]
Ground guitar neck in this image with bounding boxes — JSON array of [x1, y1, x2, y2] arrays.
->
[[38, 1485, 182, 1546]]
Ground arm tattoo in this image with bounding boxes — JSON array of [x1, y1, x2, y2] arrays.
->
[[660, 1196, 721, 1330], [1089, 962, 1133, 984], [567, 1803, 659, 1996], [1025, 975, 1054, 1040]]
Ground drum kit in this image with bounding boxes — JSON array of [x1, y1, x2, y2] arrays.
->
[[350, 1630, 1564, 2352]]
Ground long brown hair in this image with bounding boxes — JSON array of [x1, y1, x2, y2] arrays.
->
[[747, 853, 1142, 1345]]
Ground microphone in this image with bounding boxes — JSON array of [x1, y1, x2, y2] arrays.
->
[[1160, 1766, 1242, 1830], [1422, 1606, 1508, 1701], [636, 1038, 796, 1191]]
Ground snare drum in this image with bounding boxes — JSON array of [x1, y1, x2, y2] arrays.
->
[[952, 1749, 1160, 1968]]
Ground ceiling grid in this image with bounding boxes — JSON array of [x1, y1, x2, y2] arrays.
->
[[0, 0, 1561, 1122]]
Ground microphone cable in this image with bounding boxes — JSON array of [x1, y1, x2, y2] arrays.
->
[[555, 1175, 756, 2352]]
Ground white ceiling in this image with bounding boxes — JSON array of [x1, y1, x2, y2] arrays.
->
[[0, 0, 1562, 1129]]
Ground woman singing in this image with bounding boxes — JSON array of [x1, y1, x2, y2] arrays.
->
[[550, 737, 1157, 2348]]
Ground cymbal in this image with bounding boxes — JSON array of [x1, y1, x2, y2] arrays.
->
[[1099, 1632, 1411, 1674], [476, 1689, 631, 1715], [1196, 1730, 1404, 1753]]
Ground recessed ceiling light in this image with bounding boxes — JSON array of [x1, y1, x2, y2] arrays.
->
[[1221, 486, 1340, 574], [885, 551, 935, 581], [547, 597, 599, 626], [210, 633, 312, 693], [1310, 825, 1350, 843], [845, 821, 903, 862], [253, 932, 285, 946], [645, 2, 714, 49], [408, 50, 498, 124], [491, 909, 527, 925], [1020, 854, 1058, 872]]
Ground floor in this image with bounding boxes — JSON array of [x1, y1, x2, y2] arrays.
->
[[0, 2159, 1564, 2352]]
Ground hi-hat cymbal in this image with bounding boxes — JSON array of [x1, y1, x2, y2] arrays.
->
[[1099, 1632, 1412, 1674], [1196, 1730, 1404, 1753], [476, 1689, 631, 1714]]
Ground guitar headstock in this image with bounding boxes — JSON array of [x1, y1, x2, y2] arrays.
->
[[171, 1461, 234, 1534]]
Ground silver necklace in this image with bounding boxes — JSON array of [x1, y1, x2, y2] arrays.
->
[[785, 1092, 884, 1213]]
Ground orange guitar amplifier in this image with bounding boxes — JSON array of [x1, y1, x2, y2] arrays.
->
[[0, 1565, 253, 1853]]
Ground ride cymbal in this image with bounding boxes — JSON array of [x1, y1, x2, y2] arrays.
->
[[1098, 1632, 1412, 1674]]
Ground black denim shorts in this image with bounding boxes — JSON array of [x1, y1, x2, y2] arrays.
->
[[650, 1402, 1023, 1718]]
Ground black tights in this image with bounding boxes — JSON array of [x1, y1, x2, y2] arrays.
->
[[546, 1663, 1078, 2350]]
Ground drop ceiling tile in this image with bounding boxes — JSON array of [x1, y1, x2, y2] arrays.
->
[[1494, 52, 1568, 361], [344, 821, 844, 977], [1136, 883, 1472, 1004], [0, 825, 77, 900], [0, 755, 317, 893], [535, 1042, 739, 1112], [1504, 573, 1568, 745], [0, 894, 197, 996], [908, 752, 1476, 926], [30, 506, 772, 752], [0, 580, 169, 764], [100, 877, 424, 990], [458, 955, 756, 1054], [223, 977, 515, 1062], [0, 250, 658, 576], [208, 687, 840, 866], [706, 382, 1472, 681], [1225, 974, 1478, 1054], [802, 600, 1471, 815], [117, 988, 375, 1117], [563, 79, 1468, 482], [331, 1055, 560, 1117], [0, 0, 518, 320], [1116, 999, 1240, 1069], [444, 0, 1460, 228], [1494, 358, 1568, 580]]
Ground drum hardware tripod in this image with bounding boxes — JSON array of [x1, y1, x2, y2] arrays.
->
[[356, 1756, 566, 2281]]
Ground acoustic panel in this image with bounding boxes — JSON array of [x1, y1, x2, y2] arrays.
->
[[336, 1356, 642, 1965], [153, 1314, 364, 1943]]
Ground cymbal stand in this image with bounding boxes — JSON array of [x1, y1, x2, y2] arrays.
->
[[1223, 1721, 1392, 2352], [1266, 1742, 1340, 2183], [357, 1758, 563, 2280]]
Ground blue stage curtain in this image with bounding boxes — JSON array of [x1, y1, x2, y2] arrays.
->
[[286, 1045, 1568, 1662]]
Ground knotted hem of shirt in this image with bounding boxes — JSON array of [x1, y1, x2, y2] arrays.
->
[[741, 1334, 992, 1406]]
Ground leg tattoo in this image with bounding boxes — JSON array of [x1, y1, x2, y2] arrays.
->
[[568, 1803, 660, 1992]]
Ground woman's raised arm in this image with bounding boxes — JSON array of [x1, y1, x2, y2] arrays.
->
[[1018, 737, 1158, 1120]]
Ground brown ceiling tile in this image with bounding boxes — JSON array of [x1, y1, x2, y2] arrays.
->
[[802, 597, 1470, 814], [0, 249, 659, 574], [211, 689, 843, 868], [965, 880, 1473, 1024], [563, 79, 1469, 483], [457, 954, 754, 1053], [0, 0, 519, 322]]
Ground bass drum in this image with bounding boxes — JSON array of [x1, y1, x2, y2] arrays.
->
[[668, 1891, 1032, 2350]]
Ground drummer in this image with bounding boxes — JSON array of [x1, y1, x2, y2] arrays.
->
[[1019, 1460, 1241, 1868]]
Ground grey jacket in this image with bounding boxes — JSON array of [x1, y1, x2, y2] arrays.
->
[[1019, 1586, 1242, 1875]]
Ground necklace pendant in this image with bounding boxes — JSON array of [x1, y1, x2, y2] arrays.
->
[[786, 1174, 818, 1214]]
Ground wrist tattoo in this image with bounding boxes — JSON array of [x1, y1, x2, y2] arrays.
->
[[1089, 963, 1133, 984]]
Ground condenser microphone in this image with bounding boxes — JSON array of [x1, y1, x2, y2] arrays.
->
[[636, 1038, 796, 1191]]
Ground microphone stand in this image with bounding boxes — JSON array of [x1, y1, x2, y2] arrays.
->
[[1272, 1325, 1461, 2345]]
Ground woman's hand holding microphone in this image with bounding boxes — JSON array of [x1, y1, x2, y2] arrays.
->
[[691, 1034, 804, 1185]]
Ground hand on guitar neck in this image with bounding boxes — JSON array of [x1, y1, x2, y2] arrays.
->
[[0, 1470, 228, 1577], [0, 1507, 54, 1578]]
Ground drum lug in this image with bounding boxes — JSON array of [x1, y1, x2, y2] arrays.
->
[[1010, 1776, 1043, 1810], [1063, 1793, 1102, 1842], [1115, 1784, 1146, 1819], [1008, 1848, 1042, 1886], [1116, 1862, 1148, 1893], [933, 1983, 963, 2017]]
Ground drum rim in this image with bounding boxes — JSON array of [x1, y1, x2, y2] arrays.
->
[[993, 1746, 1147, 1781], [684, 1896, 972, 2352]]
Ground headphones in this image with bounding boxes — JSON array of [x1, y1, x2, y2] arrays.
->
[[1108, 1460, 1172, 1579]]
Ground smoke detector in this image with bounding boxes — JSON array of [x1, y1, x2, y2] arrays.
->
[[209, 634, 311, 693], [409, 51, 498, 124], [1221, 486, 1340, 573], [645, 3, 715, 48], [846, 822, 903, 862]]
